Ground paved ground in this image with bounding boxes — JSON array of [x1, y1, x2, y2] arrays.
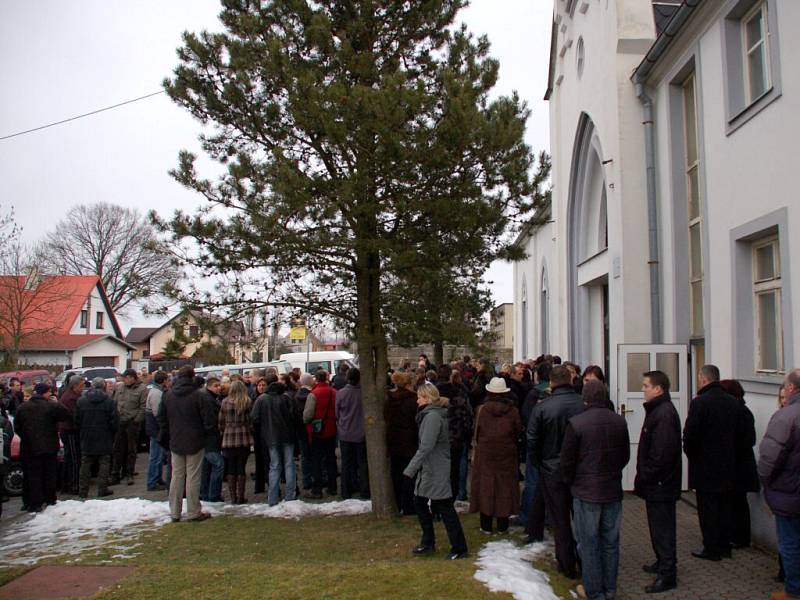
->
[[0, 566, 135, 599], [0, 452, 784, 599]]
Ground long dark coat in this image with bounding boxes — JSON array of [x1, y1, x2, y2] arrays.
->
[[469, 397, 523, 518], [735, 400, 760, 492]]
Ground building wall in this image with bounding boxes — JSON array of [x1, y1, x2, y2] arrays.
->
[[71, 338, 129, 368], [18, 351, 70, 367], [490, 303, 514, 350], [68, 285, 114, 336], [645, 0, 799, 550]]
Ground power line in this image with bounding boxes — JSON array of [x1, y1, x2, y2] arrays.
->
[[0, 90, 166, 141]]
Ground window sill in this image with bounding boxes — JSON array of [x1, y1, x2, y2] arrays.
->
[[726, 87, 781, 135]]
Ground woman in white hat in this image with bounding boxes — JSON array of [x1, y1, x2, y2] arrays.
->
[[469, 377, 523, 534]]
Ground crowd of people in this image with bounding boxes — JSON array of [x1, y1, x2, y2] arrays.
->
[[1, 354, 799, 599]]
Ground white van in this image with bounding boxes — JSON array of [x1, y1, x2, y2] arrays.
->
[[194, 360, 293, 379], [278, 351, 357, 375]]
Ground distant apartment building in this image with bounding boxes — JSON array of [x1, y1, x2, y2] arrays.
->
[[489, 303, 514, 351]]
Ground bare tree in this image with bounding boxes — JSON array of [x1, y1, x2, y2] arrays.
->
[[36, 202, 177, 315], [0, 243, 74, 367]]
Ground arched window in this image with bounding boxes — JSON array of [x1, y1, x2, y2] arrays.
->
[[520, 275, 528, 359], [540, 265, 549, 355]]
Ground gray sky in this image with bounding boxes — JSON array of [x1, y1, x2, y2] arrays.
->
[[0, 0, 552, 330]]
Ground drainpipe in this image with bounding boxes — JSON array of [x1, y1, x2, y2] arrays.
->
[[635, 82, 663, 343]]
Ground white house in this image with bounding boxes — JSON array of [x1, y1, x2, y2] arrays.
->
[[514, 0, 798, 548]]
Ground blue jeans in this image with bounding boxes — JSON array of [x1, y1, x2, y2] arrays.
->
[[573, 498, 622, 600], [147, 437, 168, 489], [777, 514, 800, 597], [268, 444, 296, 506], [519, 458, 539, 525], [200, 450, 225, 501]]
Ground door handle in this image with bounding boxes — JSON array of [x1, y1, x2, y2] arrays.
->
[[620, 403, 634, 415]]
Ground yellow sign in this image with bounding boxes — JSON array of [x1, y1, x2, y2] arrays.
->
[[289, 327, 307, 340]]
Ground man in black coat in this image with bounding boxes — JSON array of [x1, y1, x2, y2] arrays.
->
[[561, 380, 630, 600], [14, 383, 71, 512], [75, 377, 119, 498], [635, 370, 682, 593], [199, 377, 224, 502], [527, 365, 585, 579], [683, 364, 740, 561], [158, 366, 216, 522]]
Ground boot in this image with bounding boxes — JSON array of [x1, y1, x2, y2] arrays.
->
[[237, 475, 247, 504], [646, 576, 677, 594], [227, 475, 238, 504]]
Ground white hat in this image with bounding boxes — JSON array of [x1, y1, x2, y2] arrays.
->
[[486, 377, 510, 394]]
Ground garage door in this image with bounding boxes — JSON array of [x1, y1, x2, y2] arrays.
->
[[82, 356, 117, 367]]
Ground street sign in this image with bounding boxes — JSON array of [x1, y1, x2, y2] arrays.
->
[[289, 326, 307, 340]]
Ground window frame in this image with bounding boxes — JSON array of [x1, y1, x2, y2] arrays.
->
[[80, 310, 88, 329], [741, 1, 771, 105], [682, 74, 704, 339], [95, 312, 104, 329], [752, 235, 783, 374]]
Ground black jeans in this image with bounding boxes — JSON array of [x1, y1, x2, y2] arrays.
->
[[480, 513, 509, 533], [730, 491, 752, 547], [340, 440, 369, 499], [524, 476, 546, 540], [541, 473, 577, 577], [61, 431, 81, 493], [414, 495, 467, 553], [112, 420, 140, 479], [310, 436, 338, 494], [390, 455, 416, 515], [646, 500, 677, 578], [696, 490, 732, 556], [22, 453, 58, 510]]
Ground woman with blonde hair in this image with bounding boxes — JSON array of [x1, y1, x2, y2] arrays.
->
[[404, 382, 468, 559], [218, 380, 254, 504]]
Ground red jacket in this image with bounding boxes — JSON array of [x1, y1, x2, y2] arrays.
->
[[307, 382, 337, 439]]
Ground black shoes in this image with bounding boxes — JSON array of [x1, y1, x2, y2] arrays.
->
[[691, 549, 721, 561], [448, 550, 469, 560], [147, 484, 167, 492], [412, 545, 435, 556], [98, 489, 114, 498], [642, 561, 659, 574], [645, 576, 677, 594]]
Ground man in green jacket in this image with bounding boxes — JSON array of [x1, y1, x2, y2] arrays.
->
[[111, 369, 148, 486]]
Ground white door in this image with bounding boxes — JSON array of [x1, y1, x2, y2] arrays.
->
[[617, 344, 689, 491]]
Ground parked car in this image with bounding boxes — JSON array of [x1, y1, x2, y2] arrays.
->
[[194, 360, 293, 379], [2, 418, 64, 497], [278, 351, 357, 375], [0, 370, 51, 387], [55, 367, 119, 391]]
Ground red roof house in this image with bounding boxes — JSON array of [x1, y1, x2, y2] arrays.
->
[[0, 273, 134, 369]]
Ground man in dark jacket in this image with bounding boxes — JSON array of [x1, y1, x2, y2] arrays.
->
[[75, 377, 118, 498], [199, 377, 224, 502], [331, 363, 350, 391], [635, 370, 682, 593], [561, 380, 630, 600], [158, 366, 216, 522], [0, 406, 13, 516], [252, 374, 298, 505], [59, 376, 85, 495], [683, 364, 740, 561], [527, 365, 585, 579], [759, 368, 800, 600], [14, 383, 71, 512], [295, 373, 314, 490], [336, 368, 369, 500]]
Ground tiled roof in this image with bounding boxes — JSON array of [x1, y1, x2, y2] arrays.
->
[[18, 333, 135, 352], [125, 327, 159, 344]]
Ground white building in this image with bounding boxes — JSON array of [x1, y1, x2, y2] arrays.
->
[[489, 303, 515, 350], [514, 0, 798, 548]]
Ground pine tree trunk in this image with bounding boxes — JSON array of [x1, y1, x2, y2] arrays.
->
[[355, 250, 396, 518], [433, 340, 444, 368]]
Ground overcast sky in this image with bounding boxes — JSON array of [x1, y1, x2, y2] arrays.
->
[[0, 1, 552, 331]]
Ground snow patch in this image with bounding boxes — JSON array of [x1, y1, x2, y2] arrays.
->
[[474, 539, 560, 600], [0, 497, 371, 565]]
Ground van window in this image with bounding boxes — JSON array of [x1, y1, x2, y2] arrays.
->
[[306, 361, 331, 374]]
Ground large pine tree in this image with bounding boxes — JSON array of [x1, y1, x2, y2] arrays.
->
[[157, 0, 544, 516]]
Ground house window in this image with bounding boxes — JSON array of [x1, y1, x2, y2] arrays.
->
[[753, 236, 783, 373], [742, 2, 771, 104], [683, 74, 704, 338], [189, 325, 200, 339], [143, 349, 150, 358], [96, 312, 104, 329], [80, 310, 88, 329]]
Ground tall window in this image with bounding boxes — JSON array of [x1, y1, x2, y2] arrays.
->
[[683, 74, 704, 338], [96, 312, 104, 329], [80, 310, 88, 329], [520, 277, 528, 360], [540, 269, 549, 355], [753, 236, 783, 373], [743, 1, 771, 104]]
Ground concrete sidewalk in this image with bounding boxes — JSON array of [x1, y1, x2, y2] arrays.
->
[[615, 493, 779, 599]]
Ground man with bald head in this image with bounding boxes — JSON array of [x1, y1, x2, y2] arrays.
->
[[760, 368, 800, 600]]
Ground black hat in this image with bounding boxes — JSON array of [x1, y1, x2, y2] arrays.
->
[[122, 368, 138, 378], [34, 383, 51, 395]]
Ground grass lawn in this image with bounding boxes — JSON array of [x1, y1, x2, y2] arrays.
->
[[17, 509, 577, 600]]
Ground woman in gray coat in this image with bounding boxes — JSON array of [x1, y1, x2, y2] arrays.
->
[[404, 382, 468, 560]]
